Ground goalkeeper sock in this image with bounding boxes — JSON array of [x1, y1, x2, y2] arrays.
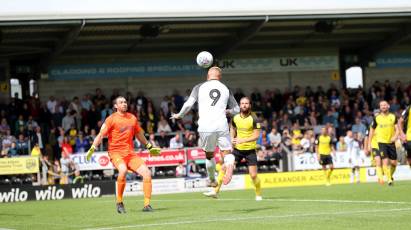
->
[[116, 176, 126, 203], [206, 158, 216, 182], [143, 177, 152, 207], [214, 166, 226, 194], [252, 176, 261, 196]]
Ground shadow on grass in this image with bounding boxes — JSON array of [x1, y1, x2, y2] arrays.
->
[[220, 206, 279, 213], [0, 213, 33, 217]]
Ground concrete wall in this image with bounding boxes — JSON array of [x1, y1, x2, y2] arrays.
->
[[364, 67, 411, 88]]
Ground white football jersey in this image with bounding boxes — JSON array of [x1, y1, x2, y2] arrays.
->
[[186, 80, 238, 132]]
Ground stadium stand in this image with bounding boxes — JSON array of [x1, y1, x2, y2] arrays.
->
[[0, 79, 410, 185]]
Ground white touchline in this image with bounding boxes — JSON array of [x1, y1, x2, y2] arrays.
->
[[97, 198, 411, 205], [84, 207, 411, 230]]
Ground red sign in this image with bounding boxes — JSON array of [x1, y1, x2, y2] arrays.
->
[[98, 155, 110, 167], [138, 149, 186, 166], [186, 148, 222, 163]]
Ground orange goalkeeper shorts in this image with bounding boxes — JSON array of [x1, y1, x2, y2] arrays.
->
[[109, 152, 145, 172]]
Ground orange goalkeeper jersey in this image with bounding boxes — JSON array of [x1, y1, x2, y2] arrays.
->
[[105, 112, 141, 155]]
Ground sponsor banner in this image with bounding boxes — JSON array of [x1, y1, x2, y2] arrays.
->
[[0, 157, 39, 175], [376, 54, 411, 68], [186, 148, 222, 162], [124, 178, 185, 196], [246, 169, 352, 188], [124, 175, 245, 196], [363, 165, 411, 182], [222, 56, 338, 73], [49, 56, 338, 80], [71, 152, 114, 171], [71, 150, 186, 170], [293, 151, 371, 171], [184, 175, 244, 193], [0, 181, 115, 203], [139, 149, 186, 166]]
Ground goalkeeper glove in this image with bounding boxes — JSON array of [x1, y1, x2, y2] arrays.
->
[[86, 145, 95, 161], [145, 143, 161, 156]]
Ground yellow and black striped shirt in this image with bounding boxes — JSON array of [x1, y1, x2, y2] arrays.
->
[[315, 135, 332, 155], [371, 113, 397, 144]]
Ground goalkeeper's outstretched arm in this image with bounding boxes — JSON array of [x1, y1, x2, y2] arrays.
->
[[87, 123, 108, 161], [91, 123, 108, 148], [136, 129, 161, 155]]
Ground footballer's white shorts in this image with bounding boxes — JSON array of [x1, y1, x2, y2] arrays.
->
[[199, 130, 232, 153]]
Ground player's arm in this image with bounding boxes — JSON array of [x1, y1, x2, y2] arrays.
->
[[368, 124, 376, 153], [230, 119, 237, 145], [314, 139, 320, 161], [135, 129, 161, 156], [392, 115, 399, 142], [363, 131, 370, 156], [398, 107, 408, 141], [171, 85, 199, 119], [226, 91, 240, 116], [86, 123, 109, 160]]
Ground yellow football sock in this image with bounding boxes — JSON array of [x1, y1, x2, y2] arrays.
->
[[383, 166, 392, 182], [390, 165, 396, 178], [214, 166, 225, 193], [252, 176, 261, 196], [326, 169, 333, 182], [376, 166, 383, 181]]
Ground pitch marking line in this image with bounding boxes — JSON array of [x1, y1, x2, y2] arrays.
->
[[98, 198, 411, 205], [84, 207, 411, 230]]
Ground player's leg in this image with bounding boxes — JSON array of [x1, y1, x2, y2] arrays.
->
[[374, 148, 384, 184], [247, 151, 261, 200], [355, 166, 360, 183], [217, 130, 234, 185], [127, 155, 153, 211], [111, 154, 127, 214], [321, 161, 327, 185], [200, 132, 218, 186], [387, 144, 398, 185], [406, 141, 411, 167], [379, 144, 392, 185], [213, 149, 242, 195], [205, 151, 217, 187], [326, 162, 334, 186], [350, 166, 355, 183]]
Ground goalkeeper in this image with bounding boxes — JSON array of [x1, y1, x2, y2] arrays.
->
[[86, 96, 160, 213]]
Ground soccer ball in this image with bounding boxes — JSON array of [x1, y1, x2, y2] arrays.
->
[[196, 51, 213, 68]]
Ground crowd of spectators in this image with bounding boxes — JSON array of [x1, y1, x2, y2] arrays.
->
[[0, 80, 410, 165]]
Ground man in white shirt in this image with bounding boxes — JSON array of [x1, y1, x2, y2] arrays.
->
[[47, 96, 57, 114], [171, 67, 239, 187], [268, 127, 282, 148], [169, 133, 184, 149]]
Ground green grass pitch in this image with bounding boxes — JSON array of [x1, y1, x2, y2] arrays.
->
[[1, 181, 411, 230]]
